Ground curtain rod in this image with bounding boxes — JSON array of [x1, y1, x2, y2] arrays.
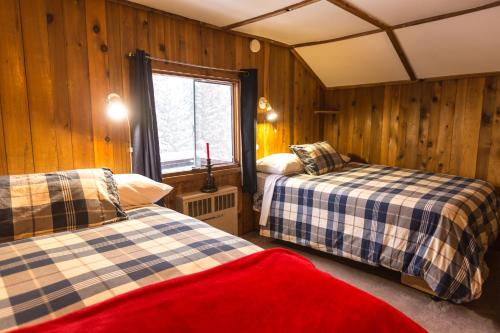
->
[[128, 52, 249, 75]]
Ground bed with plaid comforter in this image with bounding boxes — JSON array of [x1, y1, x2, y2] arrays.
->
[[0, 205, 260, 332], [260, 164, 499, 303]]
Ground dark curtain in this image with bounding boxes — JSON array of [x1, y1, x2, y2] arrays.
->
[[239, 69, 258, 194], [129, 49, 162, 183]]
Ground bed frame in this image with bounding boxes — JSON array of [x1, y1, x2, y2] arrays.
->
[[401, 274, 437, 297]]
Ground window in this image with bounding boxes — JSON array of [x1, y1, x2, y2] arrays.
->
[[153, 73, 236, 173]]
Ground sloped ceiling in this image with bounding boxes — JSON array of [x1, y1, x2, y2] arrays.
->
[[130, 0, 500, 88], [396, 6, 500, 78], [295, 33, 409, 87]]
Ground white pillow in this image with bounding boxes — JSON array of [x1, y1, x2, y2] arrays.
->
[[256, 153, 304, 175], [114, 174, 173, 209]]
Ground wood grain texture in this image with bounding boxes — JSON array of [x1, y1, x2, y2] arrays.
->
[[324, 75, 500, 187], [86, 0, 115, 171], [20, 0, 73, 172], [0, 0, 34, 174], [46, 0, 75, 171], [106, 0, 129, 173], [0, 0, 322, 232], [63, 0, 96, 170]]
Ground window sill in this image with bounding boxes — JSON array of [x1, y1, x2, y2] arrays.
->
[[161, 163, 240, 181]]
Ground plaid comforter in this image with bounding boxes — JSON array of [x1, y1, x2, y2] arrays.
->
[[0, 206, 260, 331], [260, 164, 499, 303]]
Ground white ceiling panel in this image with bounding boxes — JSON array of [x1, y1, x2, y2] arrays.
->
[[396, 7, 500, 78], [296, 32, 409, 87], [234, 0, 376, 45], [346, 0, 498, 25], [129, 0, 298, 27]]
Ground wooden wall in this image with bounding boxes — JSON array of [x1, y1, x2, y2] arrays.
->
[[0, 0, 322, 176], [323, 75, 500, 188], [0, 0, 324, 233]]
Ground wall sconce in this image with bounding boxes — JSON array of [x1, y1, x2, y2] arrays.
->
[[105, 93, 132, 172], [258, 97, 278, 123], [106, 93, 128, 121]]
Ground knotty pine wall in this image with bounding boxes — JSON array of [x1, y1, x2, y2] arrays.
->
[[322, 75, 500, 188], [0, 0, 322, 177]]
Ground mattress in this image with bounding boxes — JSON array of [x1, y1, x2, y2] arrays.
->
[[0, 205, 261, 331], [259, 163, 499, 303]]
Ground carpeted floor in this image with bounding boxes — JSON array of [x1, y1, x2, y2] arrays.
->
[[243, 232, 500, 333]]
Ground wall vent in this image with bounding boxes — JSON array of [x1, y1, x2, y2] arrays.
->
[[214, 192, 235, 212], [188, 198, 212, 217]]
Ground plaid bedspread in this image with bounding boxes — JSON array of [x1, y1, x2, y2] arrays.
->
[[260, 164, 499, 303], [0, 206, 260, 331]]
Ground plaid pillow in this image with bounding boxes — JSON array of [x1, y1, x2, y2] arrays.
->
[[290, 142, 345, 176], [0, 168, 127, 243]]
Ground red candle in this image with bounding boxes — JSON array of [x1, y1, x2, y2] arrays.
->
[[206, 142, 210, 160]]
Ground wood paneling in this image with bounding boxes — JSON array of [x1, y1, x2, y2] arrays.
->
[[0, 0, 34, 175], [86, 0, 115, 171], [63, 0, 95, 170], [46, 0, 75, 171], [0, 0, 322, 231], [323, 75, 500, 187], [0, 0, 320, 174], [21, 0, 73, 172]]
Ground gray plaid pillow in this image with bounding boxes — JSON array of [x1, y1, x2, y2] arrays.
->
[[290, 142, 345, 176], [0, 168, 127, 243]]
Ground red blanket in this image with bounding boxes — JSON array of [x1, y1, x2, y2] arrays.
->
[[12, 249, 426, 333]]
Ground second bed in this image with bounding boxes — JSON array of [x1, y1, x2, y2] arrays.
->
[[256, 163, 499, 303]]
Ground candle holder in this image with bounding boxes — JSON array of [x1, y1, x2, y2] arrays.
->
[[201, 159, 218, 193]]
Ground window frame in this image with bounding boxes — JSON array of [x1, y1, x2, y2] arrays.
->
[[152, 68, 241, 177]]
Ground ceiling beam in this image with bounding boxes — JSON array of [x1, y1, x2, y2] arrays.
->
[[325, 0, 416, 80], [393, 0, 500, 29], [325, 0, 387, 29], [386, 30, 416, 80], [222, 0, 321, 30], [293, 29, 382, 48]]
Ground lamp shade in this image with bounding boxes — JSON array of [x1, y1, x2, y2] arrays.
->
[[106, 93, 127, 121], [266, 111, 278, 122], [258, 97, 268, 110]]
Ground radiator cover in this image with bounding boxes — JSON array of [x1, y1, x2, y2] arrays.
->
[[176, 185, 238, 235]]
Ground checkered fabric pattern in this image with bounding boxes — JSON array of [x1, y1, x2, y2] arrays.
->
[[0, 205, 261, 331], [0, 169, 127, 244], [260, 163, 499, 303], [290, 141, 344, 176]]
